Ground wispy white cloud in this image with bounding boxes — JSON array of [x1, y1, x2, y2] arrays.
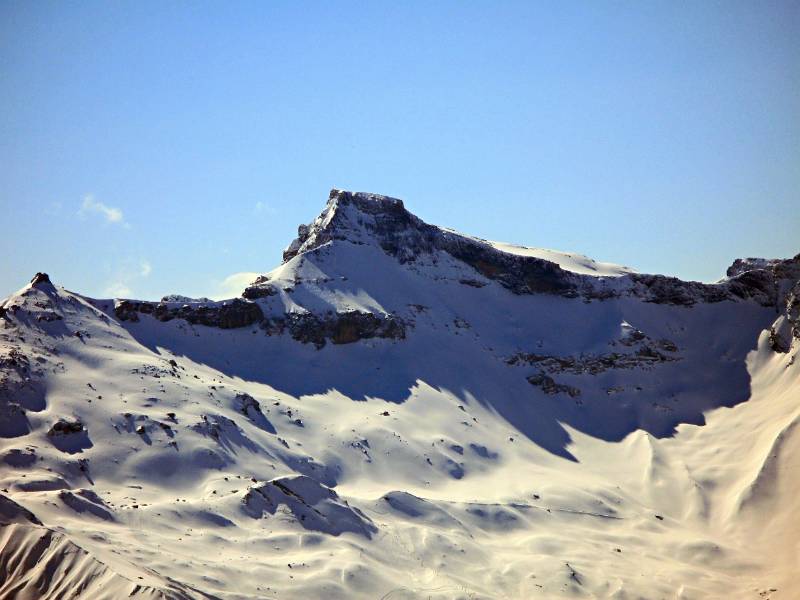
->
[[45, 201, 62, 216], [78, 195, 127, 226], [104, 281, 132, 298], [105, 268, 261, 301], [253, 201, 274, 215], [103, 258, 152, 298], [210, 271, 260, 300]]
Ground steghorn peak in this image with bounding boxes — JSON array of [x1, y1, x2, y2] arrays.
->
[[270, 188, 800, 307], [327, 188, 407, 212], [282, 188, 429, 263]]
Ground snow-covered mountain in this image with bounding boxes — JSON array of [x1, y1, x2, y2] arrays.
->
[[1, 189, 798, 599]]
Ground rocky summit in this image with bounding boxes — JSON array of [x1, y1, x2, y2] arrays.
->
[[1, 189, 798, 600]]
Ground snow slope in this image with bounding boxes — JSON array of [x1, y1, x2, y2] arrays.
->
[[470, 238, 635, 277], [1, 189, 798, 600]]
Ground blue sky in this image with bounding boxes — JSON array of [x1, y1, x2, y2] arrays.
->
[[2, 1, 798, 300]]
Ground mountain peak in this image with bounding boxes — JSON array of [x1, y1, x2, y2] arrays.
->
[[282, 188, 430, 263], [30, 272, 51, 286], [274, 189, 800, 306], [329, 188, 406, 213], [28, 272, 57, 295]]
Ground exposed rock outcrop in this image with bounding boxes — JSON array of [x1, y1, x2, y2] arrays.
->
[[30, 272, 52, 287], [768, 279, 800, 354], [46, 418, 92, 453], [115, 298, 264, 329], [47, 418, 85, 436], [527, 373, 582, 398], [242, 475, 377, 538], [262, 310, 407, 349], [283, 189, 437, 263], [509, 329, 680, 375], [58, 489, 116, 521], [442, 235, 580, 296], [510, 346, 680, 375], [0, 347, 46, 438], [727, 258, 783, 278], [511, 327, 681, 399], [233, 392, 276, 433], [241, 276, 278, 300], [160, 294, 212, 303], [114, 291, 405, 347]]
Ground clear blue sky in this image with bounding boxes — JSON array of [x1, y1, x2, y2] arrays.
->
[[2, 1, 798, 300]]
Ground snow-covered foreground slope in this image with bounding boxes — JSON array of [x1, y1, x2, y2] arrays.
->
[[1, 189, 798, 599]]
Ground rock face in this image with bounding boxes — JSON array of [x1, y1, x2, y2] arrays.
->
[[113, 294, 405, 348], [241, 276, 279, 300], [263, 310, 406, 349], [242, 475, 377, 538], [787, 282, 800, 341], [508, 343, 680, 375], [28, 272, 59, 298], [241, 285, 277, 300], [728, 255, 800, 354], [30, 272, 51, 286], [47, 419, 85, 436], [0, 347, 46, 439], [527, 373, 582, 398], [233, 392, 275, 433], [283, 189, 437, 263], [234, 393, 262, 418], [511, 334, 680, 400], [768, 279, 800, 354], [442, 235, 580, 296], [726, 258, 782, 278], [115, 298, 264, 329], [160, 294, 212, 303]]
